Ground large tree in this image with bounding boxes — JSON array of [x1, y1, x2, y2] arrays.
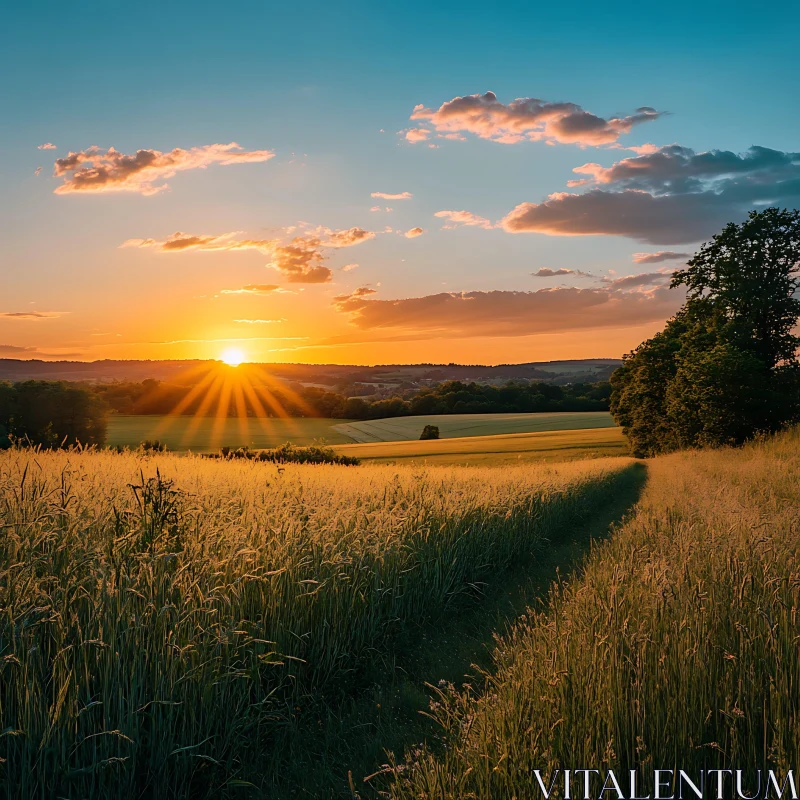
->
[[612, 208, 800, 456]]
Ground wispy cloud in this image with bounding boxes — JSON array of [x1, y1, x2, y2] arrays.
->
[[371, 191, 413, 200], [435, 210, 495, 229], [532, 267, 575, 277], [232, 318, 286, 324], [0, 311, 65, 320], [220, 284, 284, 295], [37, 143, 57, 150], [53, 142, 274, 195], [632, 251, 691, 264], [407, 92, 662, 146]]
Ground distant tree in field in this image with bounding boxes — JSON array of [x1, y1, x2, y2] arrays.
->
[[0, 381, 108, 448], [612, 208, 800, 456], [419, 425, 440, 440]]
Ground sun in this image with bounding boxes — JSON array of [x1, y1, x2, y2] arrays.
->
[[220, 347, 246, 367]]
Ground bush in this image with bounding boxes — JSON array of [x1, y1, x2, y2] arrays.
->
[[207, 442, 360, 466], [419, 424, 440, 440]]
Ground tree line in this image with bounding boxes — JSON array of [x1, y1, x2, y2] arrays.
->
[[92, 378, 611, 420], [611, 208, 800, 457]]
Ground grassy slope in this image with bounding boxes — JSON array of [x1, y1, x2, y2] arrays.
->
[[389, 429, 800, 799], [333, 426, 626, 466], [333, 411, 614, 443]]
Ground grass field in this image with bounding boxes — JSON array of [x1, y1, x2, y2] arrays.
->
[[333, 426, 626, 465], [0, 448, 633, 798], [106, 414, 356, 450], [387, 429, 800, 799], [333, 410, 614, 443]]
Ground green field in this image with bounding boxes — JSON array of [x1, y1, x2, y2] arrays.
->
[[106, 411, 616, 453], [333, 426, 626, 465], [106, 415, 357, 451], [333, 411, 614, 443]]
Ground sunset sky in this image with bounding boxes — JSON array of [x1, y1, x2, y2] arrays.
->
[[3, 0, 800, 366]]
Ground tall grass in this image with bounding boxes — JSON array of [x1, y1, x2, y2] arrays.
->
[[0, 449, 632, 798], [389, 429, 800, 799]]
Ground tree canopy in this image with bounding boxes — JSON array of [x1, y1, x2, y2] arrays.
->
[[611, 208, 800, 457]]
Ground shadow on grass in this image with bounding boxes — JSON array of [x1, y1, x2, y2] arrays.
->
[[270, 462, 648, 799]]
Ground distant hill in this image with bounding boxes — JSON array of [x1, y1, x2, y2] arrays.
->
[[0, 358, 621, 386]]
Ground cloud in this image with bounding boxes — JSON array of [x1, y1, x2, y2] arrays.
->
[[533, 267, 574, 277], [53, 142, 274, 195], [324, 227, 375, 247], [38, 143, 57, 150], [122, 231, 275, 253], [34, 167, 42, 176], [370, 205, 382, 212], [402, 128, 431, 143], [124, 225, 374, 284], [233, 318, 285, 324], [0, 344, 83, 359], [371, 191, 413, 200], [405, 227, 425, 238], [220, 284, 283, 295], [601, 271, 672, 289], [500, 143, 800, 244], [408, 92, 662, 146], [333, 284, 681, 339], [632, 250, 691, 264], [0, 311, 65, 320], [572, 144, 800, 192], [0, 344, 37, 354], [334, 286, 377, 302], [341, 263, 359, 271], [435, 210, 495, 229]]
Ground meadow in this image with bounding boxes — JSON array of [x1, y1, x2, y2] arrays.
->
[[0, 447, 633, 798], [333, 426, 626, 466], [332, 411, 614, 443], [388, 429, 800, 799]]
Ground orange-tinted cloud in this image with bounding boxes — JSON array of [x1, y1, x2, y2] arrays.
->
[[533, 267, 574, 277], [371, 191, 413, 200], [409, 92, 661, 146], [53, 142, 274, 195], [334, 286, 377, 302], [220, 284, 283, 295], [405, 227, 425, 238], [37, 143, 57, 150], [435, 210, 495, 229], [324, 227, 375, 247], [122, 231, 275, 253], [334, 284, 682, 338], [0, 311, 65, 319], [632, 251, 691, 264], [402, 128, 431, 143]]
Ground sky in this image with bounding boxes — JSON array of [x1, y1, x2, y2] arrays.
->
[[2, 0, 800, 366]]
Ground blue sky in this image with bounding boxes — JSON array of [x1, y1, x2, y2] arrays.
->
[[2, 0, 799, 364]]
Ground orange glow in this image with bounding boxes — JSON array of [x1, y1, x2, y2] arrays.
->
[[220, 348, 246, 366]]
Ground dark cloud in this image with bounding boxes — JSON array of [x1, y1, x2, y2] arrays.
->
[[409, 91, 662, 146], [500, 144, 800, 245], [632, 251, 691, 264], [333, 285, 682, 338], [601, 271, 671, 289]]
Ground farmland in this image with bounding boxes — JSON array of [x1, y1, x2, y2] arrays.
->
[[0, 448, 633, 797], [332, 410, 614, 443], [333, 426, 626, 465], [106, 411, 615, 453]]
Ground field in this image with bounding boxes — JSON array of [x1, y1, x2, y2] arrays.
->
[[332, 410, 614, 443], [4, 430, 800, 799], [333, 426, 626, 465], [106, 412, 615, 459], [0, 448, 634, 798], [106, 414, 356, 450]]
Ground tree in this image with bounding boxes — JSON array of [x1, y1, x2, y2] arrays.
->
[[671, 208, 800, 369], [612, 208, 800, 456], [419, 425, 440, 440], [1, 381, 108, 447]]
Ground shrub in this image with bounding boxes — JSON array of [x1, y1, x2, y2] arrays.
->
[[419, 424, 440, 440]]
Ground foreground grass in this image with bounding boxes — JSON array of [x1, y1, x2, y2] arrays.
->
[[389, 429, 800, 799], [0, 449, 633, 798], [333, 427, 626, 466]]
